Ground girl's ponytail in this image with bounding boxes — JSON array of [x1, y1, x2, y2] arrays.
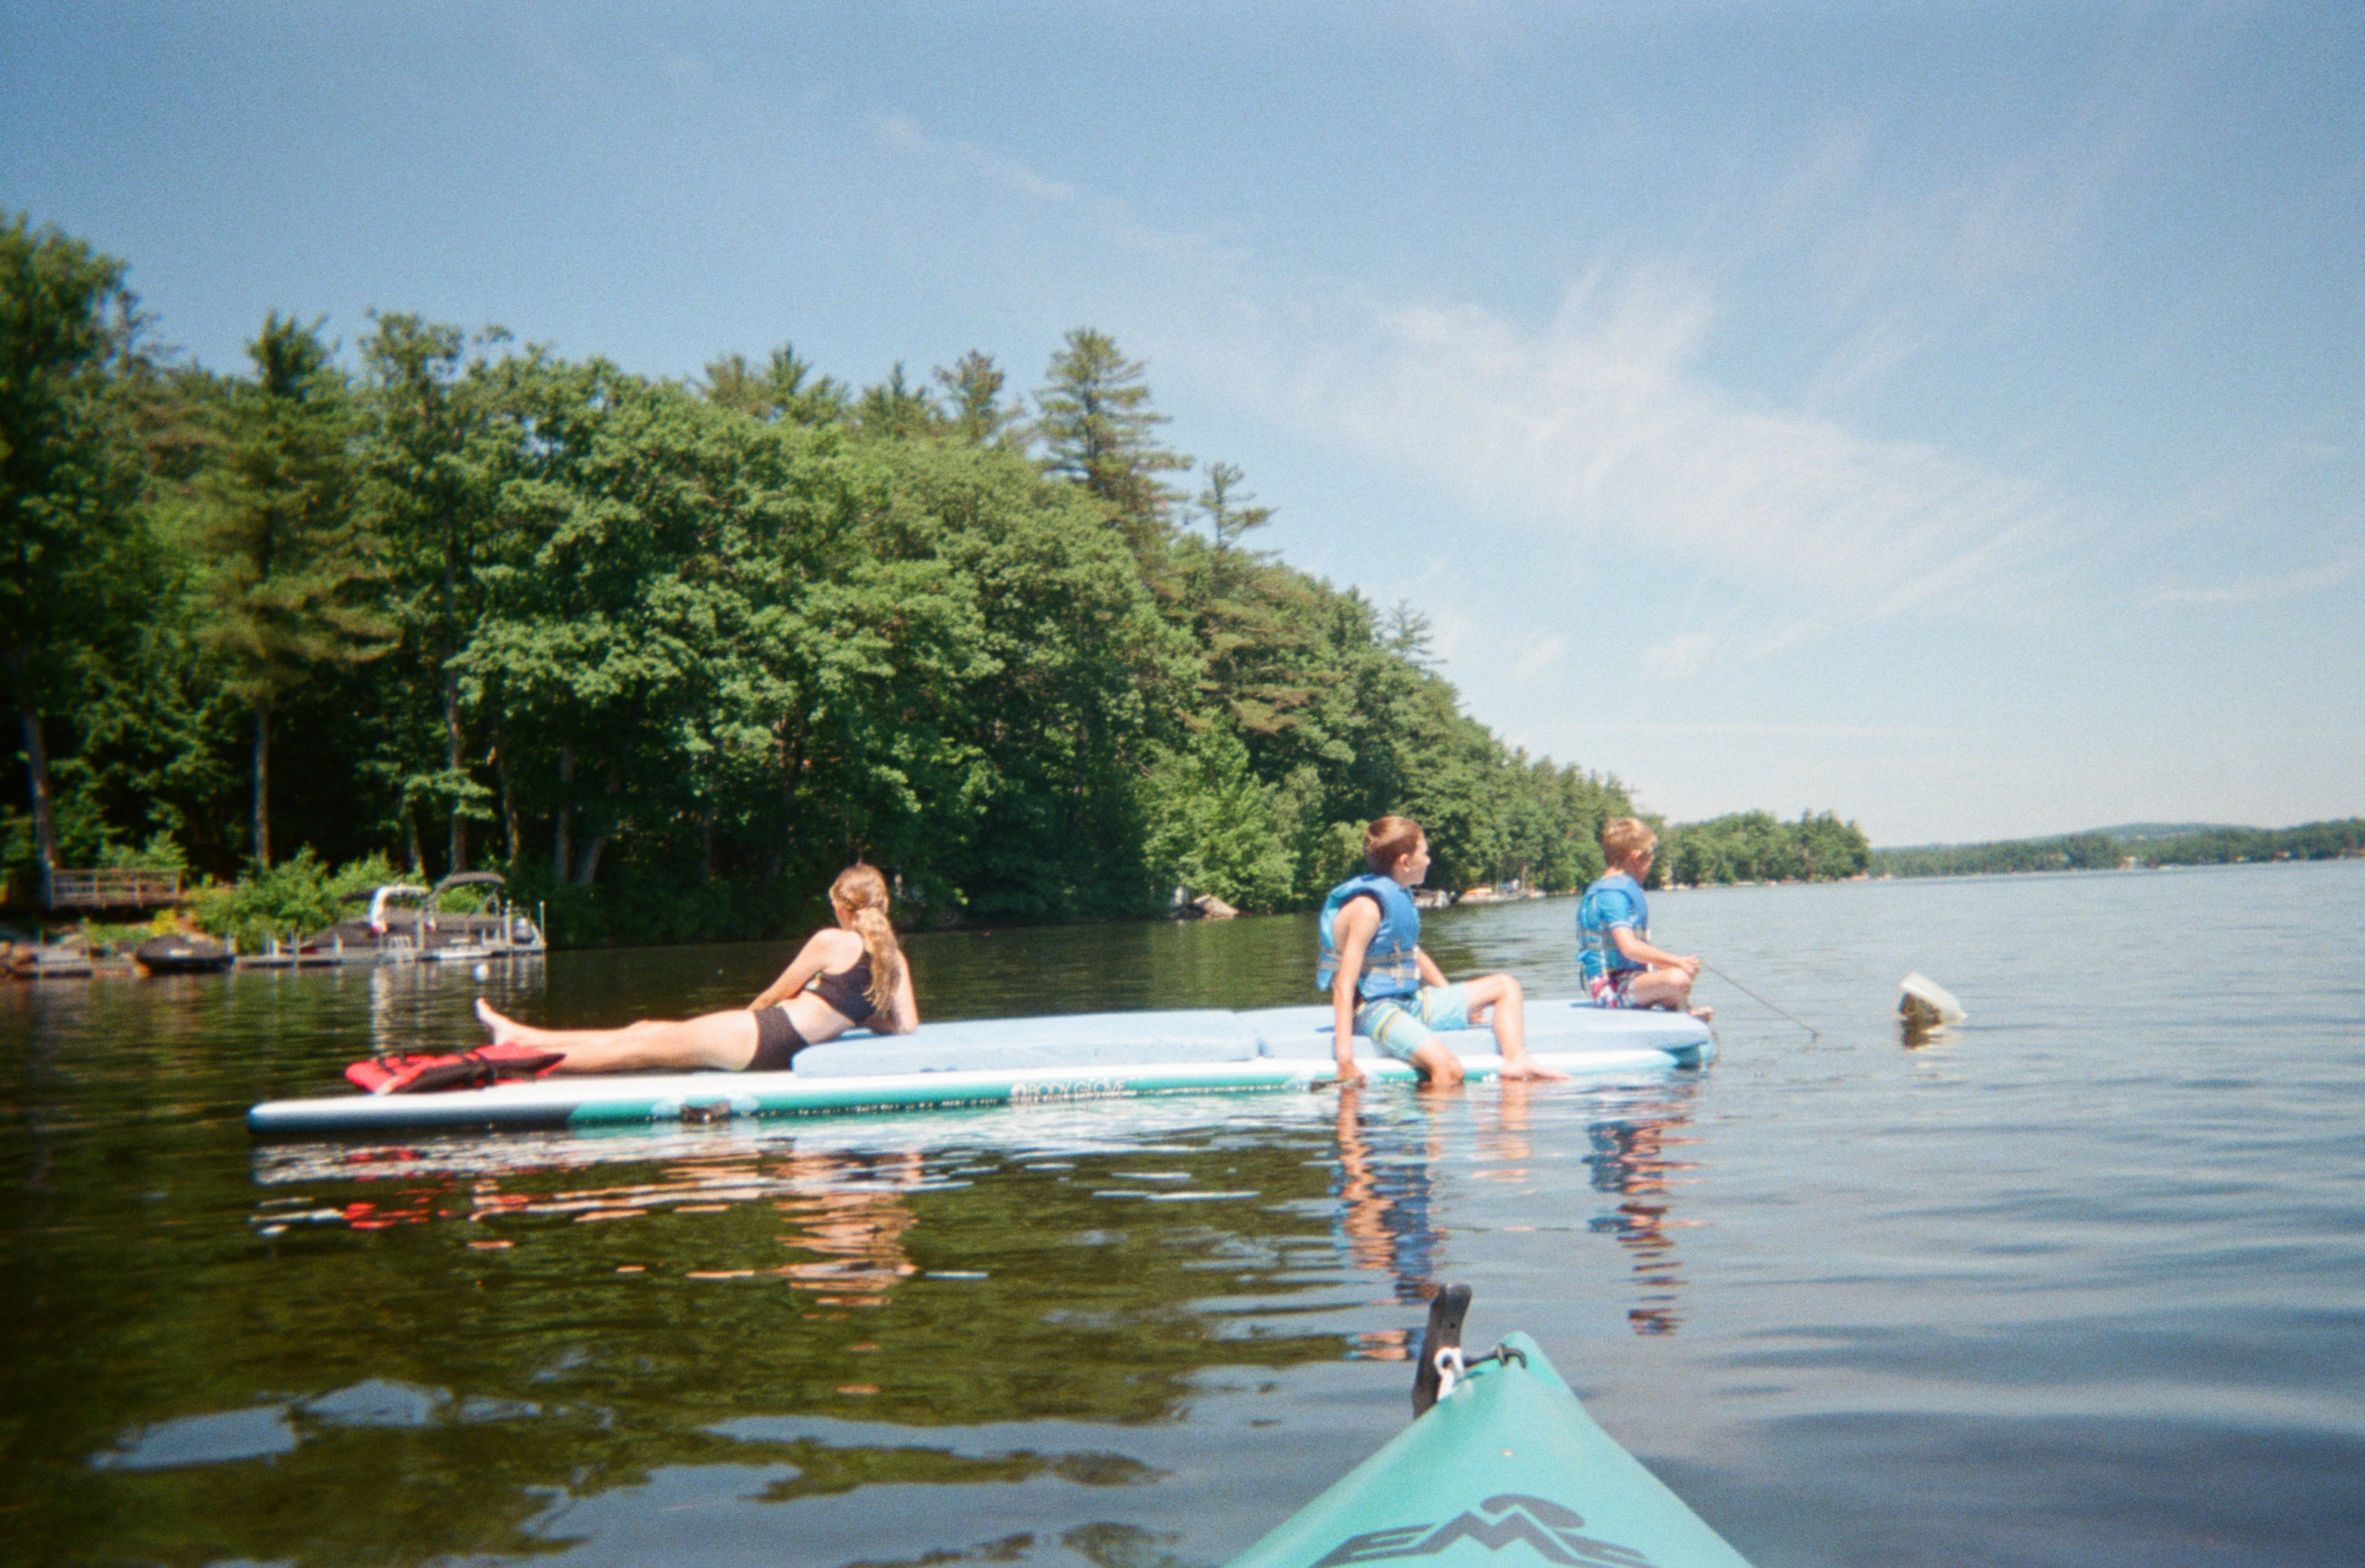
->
[[830, 863, 904, 1013]]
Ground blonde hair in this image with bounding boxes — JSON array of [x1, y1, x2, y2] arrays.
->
[[1363, 815, 1425, 875], [830, 862, 904, 1013], [1601, 817, 1656, 864]]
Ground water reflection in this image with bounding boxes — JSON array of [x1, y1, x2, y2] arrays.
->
[[1584, 1112, 1705, 1335], [258, 1142, 934, 1310], [1333, 1084, 1442, 1336], [740, 1151, 922, 1308]]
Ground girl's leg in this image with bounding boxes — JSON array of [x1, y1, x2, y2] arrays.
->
[[476, 999, 759, 1073]]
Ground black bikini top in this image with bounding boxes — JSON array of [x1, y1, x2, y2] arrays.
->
[[804, 952, 876, 1023]]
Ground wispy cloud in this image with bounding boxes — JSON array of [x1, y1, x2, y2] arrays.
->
[[1641, 631, 1714, 679], [1509, 633, 1564, 681], [1597, 722, 1957, 740], [2153, 536, 2365, 605], [878, 114, 1077, 203], [870, 109, 2126, 678], [1226, 264, 2067, 662]]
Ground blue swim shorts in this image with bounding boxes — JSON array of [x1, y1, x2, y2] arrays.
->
[[1353, 983, 1473, 1062]]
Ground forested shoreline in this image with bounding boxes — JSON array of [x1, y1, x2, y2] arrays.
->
[[5, 214, 1870, 943], [1870, 819, 2365, 879]]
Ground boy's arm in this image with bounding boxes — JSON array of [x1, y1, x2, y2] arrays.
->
[[1329, 899, 1380, 1083], [1609, 926, 1699, 976], [1414, 947, 1448, 988]]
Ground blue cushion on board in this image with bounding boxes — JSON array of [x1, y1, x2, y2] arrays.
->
[[1241, 998, 1708, 1059], [790, 1008, 1264, 1077]]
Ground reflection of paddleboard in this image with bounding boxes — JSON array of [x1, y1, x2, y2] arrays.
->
[[1226, 1288, 1754, 1568], [246, 1001, 1713, 1137]]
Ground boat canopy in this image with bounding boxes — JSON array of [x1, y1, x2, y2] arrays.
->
[[364, 885, 433, 932]]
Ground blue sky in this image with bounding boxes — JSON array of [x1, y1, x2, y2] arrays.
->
[[8, 2, 2360, 845]]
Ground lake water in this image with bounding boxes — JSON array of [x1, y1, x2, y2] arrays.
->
[[3, 861, 2361, 1567]]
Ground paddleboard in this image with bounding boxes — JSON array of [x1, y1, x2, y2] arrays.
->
[[246, 1000, 1711, 1137]]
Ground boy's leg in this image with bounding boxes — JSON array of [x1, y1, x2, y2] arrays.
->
[[1623, 967, 1712, 1019], [1407, 1040, 1466, 1087], [1456, 973, 1567, 1081], [1359, 997, 1466, 1087], [1458, 973, 1523, 1053]]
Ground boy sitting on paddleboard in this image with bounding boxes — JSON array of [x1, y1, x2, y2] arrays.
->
[[1578, 818, 1712, 1020], [1319, 816, 1566, 1087]]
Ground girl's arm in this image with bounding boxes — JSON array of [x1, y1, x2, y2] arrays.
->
[[750, 929, 861, 1009], [876, 957, 920, 1035]]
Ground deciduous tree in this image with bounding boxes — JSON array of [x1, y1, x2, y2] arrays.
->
[[0, 214, 140, 903]]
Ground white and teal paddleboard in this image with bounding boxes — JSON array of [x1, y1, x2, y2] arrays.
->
[[1228, 1328, 1753, 1568], [246, 1000, 1712, 1137]]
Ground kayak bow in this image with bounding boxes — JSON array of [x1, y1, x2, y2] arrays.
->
[[1227, 1288, 1753, 1568]]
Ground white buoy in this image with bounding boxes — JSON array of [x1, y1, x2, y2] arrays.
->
[[472, 963, 490, 980], [1898, 972, 1966, 1028]]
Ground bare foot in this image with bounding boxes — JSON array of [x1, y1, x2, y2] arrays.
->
[[1498, 1059, 1570, 1082], [1690, 1005, 1716, 1022], [475, 997, 523, 1044]]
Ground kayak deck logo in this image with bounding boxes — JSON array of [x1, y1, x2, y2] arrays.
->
[[1310, 1492, 1654, 1568]]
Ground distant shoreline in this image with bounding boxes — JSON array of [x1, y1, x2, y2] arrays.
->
[[1866, 818, 2362, 880]]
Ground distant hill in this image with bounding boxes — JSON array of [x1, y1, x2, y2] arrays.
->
[[1880, 822, 2242, 852], [1869, 818, 2364, 877], [2085, 822, 2243, 843]]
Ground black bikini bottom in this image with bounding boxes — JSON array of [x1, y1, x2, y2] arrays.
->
[[749, 1007, 808, 1072]]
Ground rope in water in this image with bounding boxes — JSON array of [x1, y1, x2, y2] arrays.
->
[[1700, 961, 1819, 1040]]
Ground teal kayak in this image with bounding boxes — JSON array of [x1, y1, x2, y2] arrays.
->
[[1228, 1293, 1753, 1568]]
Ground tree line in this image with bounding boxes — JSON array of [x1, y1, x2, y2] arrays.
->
[[1659, 809, 1872, 887], [5, 212, 1866, 941], [1871, 819, 2365, 880]]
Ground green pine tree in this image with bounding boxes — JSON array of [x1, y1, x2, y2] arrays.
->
[[196, 313, 390, 867], [1033, 328, 1191, 549]]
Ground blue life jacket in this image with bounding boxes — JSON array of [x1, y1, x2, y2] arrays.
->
[[1317, 874, 1423, 998], [1577, 872, 1649, 982]]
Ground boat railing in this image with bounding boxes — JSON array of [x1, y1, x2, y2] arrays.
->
[[48, 868, 184, 910]]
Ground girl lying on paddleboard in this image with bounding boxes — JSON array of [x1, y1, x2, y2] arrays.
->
[[473, 862, 919, 1073]]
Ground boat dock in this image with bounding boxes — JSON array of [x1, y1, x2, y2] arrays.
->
[[6, 872, 546, 979]]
